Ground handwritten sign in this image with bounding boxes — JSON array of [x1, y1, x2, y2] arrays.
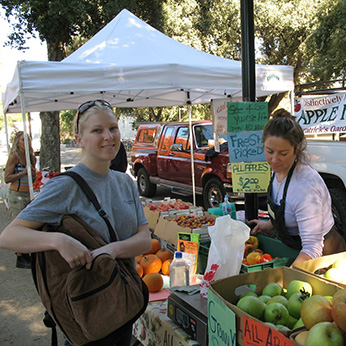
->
[[211, 98, 232, 135], [227, 131, 265, 162], [295, 92, 346, 134], [208, 289, 237, 346], [227, 102, 268, 133], [243, 317, 295, 346], [231, 162, 271, 193]]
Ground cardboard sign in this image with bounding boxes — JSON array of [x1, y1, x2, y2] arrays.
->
[[295, 92, 346, 134], [208, 289, 237, 346], [231, 161, 271, 193], [211, 98, 232, 135], [243, 317, 295, 346], [227, 131, 265, 162], [227, 102, 268, 133]]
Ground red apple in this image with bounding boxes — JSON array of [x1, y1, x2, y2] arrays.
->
[[301, 295, 332, 329], [332, 290, 346, 332]]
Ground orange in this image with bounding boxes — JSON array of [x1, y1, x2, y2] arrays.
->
[[144, 238, 161, 255], [136, 263, 144, 278], [135, 255, 143, 264], [140, 254, 162, 275], [142, 273, 164, 293], [155, 247, 173, 262], [161, 259, 172, 276], [246, 251, 262, 265]]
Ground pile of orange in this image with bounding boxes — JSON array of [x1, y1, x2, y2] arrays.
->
[[135, 238, 173, 292]]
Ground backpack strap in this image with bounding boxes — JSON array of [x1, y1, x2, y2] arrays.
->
[[59, 171, 118, 242]]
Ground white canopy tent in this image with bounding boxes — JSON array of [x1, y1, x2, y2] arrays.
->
[[2, 9, 294, 203], [3, 9, 294, 114]]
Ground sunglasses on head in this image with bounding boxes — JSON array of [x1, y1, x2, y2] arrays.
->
[[76, 100, 113, 132]]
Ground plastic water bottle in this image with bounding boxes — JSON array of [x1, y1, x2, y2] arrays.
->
[[169, 252, 190, 288], [222, 194, 232, 216]]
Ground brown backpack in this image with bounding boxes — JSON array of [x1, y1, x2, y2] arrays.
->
[[31, 172, 149, 346]]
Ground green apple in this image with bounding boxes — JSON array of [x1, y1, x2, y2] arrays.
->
[[286, 314, 298, 329], [324, 295, 333, 304], [267, 295, 288, 307], [276, 324, 290, 332], [264, 302, 289, 326], [258, 295, 271, 304], [324, 267, 346, 283], [287, 291, 310, 319], [264, 322, 277, 329], [262, 283, 283, 297], [332, 258, 346, 269], [236, 296, 266, 319], [293, 317, 304, 329], [240, 291, 258, 298], [305, 322, 344, 346], [286, 280, 312, 299]]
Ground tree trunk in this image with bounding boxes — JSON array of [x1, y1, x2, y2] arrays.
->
[[39, 111, 61, 172], [38, 42, 66, 172]]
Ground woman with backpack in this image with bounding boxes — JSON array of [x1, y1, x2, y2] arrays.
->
[[0, 100, 151, 345]]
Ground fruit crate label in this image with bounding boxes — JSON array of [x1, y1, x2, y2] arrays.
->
[[208, 289, 236, 346], [243, 316, 295, 346]]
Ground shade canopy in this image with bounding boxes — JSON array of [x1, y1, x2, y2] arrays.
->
[[2, 9, 294, 114]]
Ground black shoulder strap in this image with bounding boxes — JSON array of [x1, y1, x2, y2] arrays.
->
[[59, 171, 118, 242]]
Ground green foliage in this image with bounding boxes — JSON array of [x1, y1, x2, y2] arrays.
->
[[59, 110, 75, 142], [307, 0, 346, 80]]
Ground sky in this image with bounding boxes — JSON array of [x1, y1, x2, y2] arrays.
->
[[0, 9, 47, 92]]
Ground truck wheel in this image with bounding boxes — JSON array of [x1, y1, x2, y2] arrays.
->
[[137, 168, 157, 197], [203, 178, 225, 209], [329, 188, 346, 241]]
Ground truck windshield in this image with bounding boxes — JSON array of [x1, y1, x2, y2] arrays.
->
[[194, 124, 227, 148]]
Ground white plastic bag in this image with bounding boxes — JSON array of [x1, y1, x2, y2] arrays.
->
[[200, 215, 250, 297]]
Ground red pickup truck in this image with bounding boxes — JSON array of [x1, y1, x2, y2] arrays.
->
[[130, 121, 240, 209]]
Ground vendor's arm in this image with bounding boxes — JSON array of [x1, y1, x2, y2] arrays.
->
[[291, 252, 312, 266], [249, 219, 274, 235], [0, 218, 92, 268], [91, 223, 151, 260]]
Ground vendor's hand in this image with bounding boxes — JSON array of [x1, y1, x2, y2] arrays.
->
[[249, 219, 273, 235], [57, 234, 93, 270]]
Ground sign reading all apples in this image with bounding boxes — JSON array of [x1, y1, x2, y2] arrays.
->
[[243, 317, 295, 346]]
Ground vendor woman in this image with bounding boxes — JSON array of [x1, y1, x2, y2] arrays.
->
[[250, 109, 346, 265]]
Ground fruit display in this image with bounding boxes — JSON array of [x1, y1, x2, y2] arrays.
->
[[319, 258, 346, 284], [146, 200, 190, 212], [168, 215, 215, 229], [234, 280, 346, 345], [242, 235, 279, 266], [33, 171, 60, 191], [135, 237, 174, 293]]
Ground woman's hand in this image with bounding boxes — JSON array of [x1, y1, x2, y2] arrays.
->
[[57, 234, 93, 269], [248, 219, 274, 235]]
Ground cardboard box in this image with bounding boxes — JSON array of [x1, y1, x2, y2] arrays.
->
[[209, 267, 343, 346], [293, 251, 346, 288], [143, 206, 160, 231], [154, 212, 216, 247]]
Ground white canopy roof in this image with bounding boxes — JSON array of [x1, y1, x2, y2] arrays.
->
[[2, 9, 294, 113]]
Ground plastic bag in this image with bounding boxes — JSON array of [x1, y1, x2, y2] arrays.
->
[[200, 215, 250, 297]]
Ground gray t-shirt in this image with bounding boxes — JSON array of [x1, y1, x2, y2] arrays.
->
[[18, 163, 148, 243]]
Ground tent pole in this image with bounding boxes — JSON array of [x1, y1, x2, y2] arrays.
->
[[4, 113, 10, 153], [18, 61, 34, 201], [187, 97, 196, 207]]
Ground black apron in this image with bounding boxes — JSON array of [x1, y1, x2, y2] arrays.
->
[[267, 161, 302, 250]]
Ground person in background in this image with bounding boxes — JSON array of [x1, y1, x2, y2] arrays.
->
[[250, 108, 345, 265], [0, 100, 151, 345], [109, 141, 128, 173], [4, 131, 36, 269]]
